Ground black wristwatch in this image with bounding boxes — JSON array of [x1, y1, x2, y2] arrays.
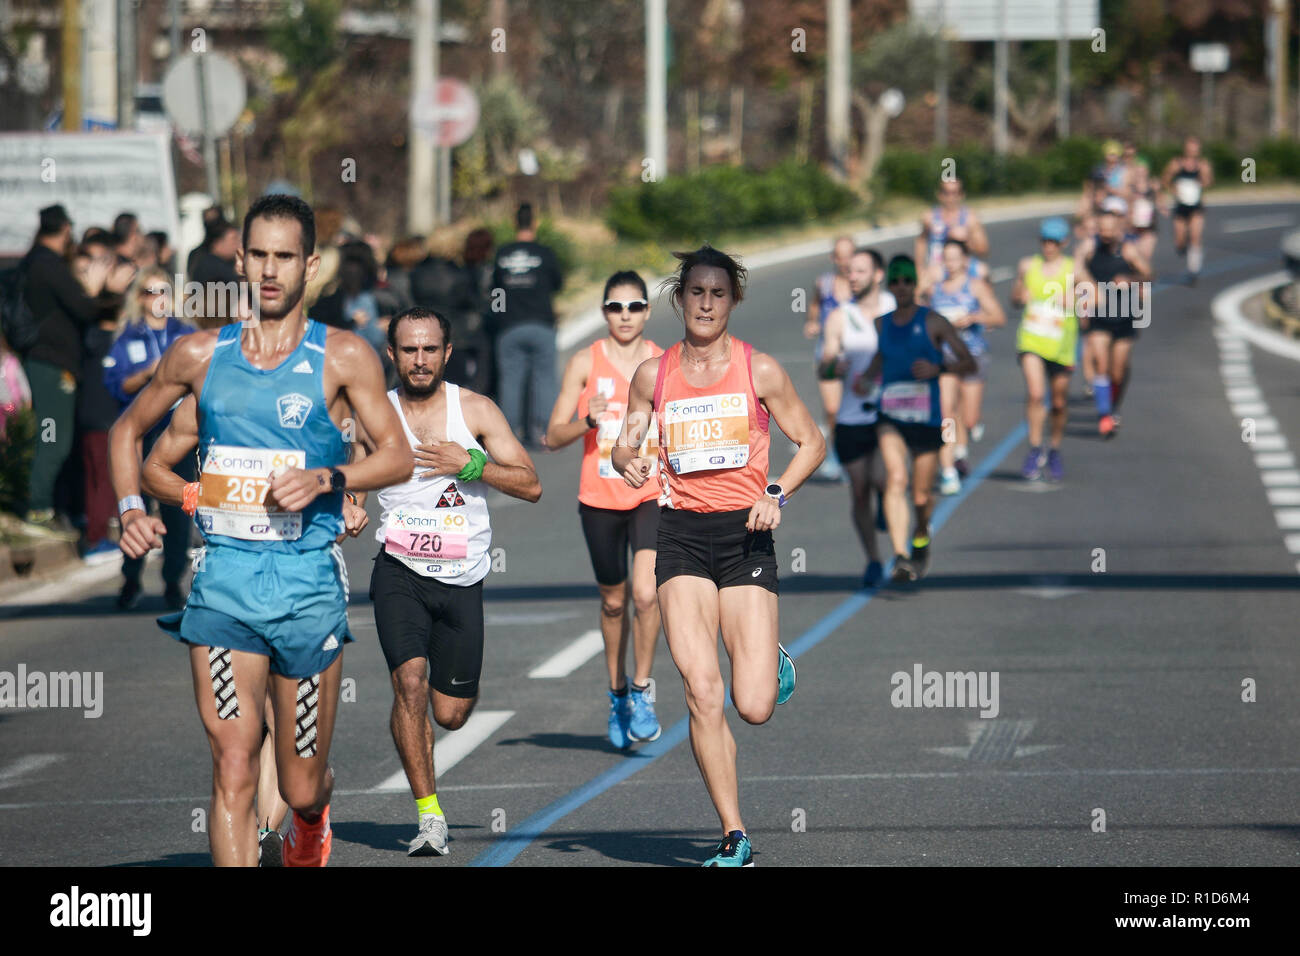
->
[[585, 412, 598, 429], [329, 467, 347, 493]]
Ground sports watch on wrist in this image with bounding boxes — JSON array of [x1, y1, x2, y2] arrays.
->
[[764, 482, 786, 508], [328, 467, 346, 493]]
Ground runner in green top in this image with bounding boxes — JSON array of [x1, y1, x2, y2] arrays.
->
[[1010, 217, 1078, 482]]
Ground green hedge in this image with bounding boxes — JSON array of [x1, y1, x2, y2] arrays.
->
[[873, 138, 1300, 199], [605, 161, 860, 241]]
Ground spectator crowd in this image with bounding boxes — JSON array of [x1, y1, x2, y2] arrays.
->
[[0, 196, 563, 608]]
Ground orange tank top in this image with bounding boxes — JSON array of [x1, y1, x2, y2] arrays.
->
[[653, 336, 770, 513], [577, 339, 662, 509]]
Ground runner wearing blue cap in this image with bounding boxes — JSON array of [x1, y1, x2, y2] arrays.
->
[[1011, 218, 1078, 480]]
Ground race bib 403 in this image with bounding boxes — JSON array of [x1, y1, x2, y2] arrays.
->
[[661, 393, 750, 474], [197, 445, 304, 541]]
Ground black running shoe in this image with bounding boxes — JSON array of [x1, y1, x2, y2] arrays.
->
[[259, 829, 283, 868], [117, 579, 142, 611], [890, 556, 918, 584], [910, 539, 931, 578]]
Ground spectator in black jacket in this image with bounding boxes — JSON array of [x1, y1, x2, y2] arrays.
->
[[20, 204, 133, 535], [491, 203, 563, 444]]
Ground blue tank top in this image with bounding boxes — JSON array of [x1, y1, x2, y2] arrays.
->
[[927, 206, 968, 263], [196, 320, 346, 552], [879, 307, 943, 429], [930, 274, 986, 356], [816, 272, 843, 328]]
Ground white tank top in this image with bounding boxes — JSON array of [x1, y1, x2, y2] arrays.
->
[[375, 384, 491, 585], [836, 292, 894, 427]]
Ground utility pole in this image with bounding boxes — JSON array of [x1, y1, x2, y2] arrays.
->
[[116, 0, 137, 130], [827, 0, 849, 179], [1056, 0, 1069, 139], [409, 0, 436, 233], [1270, 0, 1288, 137], [993, 0, 1008, 155], [934, 0, 948, 147], [646, 0, 667, 181], [61, 0, 81, 131], [169, 0, 181, 65]]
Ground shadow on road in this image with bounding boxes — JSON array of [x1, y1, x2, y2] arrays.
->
[[110, 852, 211, 867], [333, 819, 483, 854], [496, 732, 618, 754], [538, 829, 718, 866]]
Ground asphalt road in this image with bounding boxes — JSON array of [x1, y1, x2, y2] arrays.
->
[[2, 202, 1298, 867]]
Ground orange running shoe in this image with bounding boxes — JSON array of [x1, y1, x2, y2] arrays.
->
[[1098, 415, 1116, 438], [282, 806, 332, 866]]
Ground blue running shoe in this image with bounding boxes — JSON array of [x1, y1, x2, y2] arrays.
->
[[777, 643, 796, 705], [702, 830, 753, 867], [862, 561, 884, 588], [627, 683, 661, 742], [1046, 448, 1064, 481], [607, 689, 632, 750], [1021, 446, 1045, 480]]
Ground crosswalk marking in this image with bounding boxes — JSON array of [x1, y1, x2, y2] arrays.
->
[[527, 630, 605, 679], [370, 710, 515, 792]]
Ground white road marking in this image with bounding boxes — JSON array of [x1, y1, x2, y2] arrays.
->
[[1212, 270, 1300, 363], [527, 630, 605, 679], [1248, 434, 1289, 451], [1222, 213, 1295, 233], [928, 719, 1056, 761], [1274, 509, 1300, 530], [1013, 586, 1086, 599], [0, 754, 63, 791], [1231, 402, 1270, 417], [1261, 470, 1300, 486], [369, 710, 514, 792], [1267, 488, 1300, 506], [1256, 452, 1296, 469], [1285, 534, 1300, 554], [1245, 416, 1280, 433], [1226, 386, 1262, 401], [487, 610, 584, 626]]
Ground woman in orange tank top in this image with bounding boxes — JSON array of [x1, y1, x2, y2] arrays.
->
[[612, 245, 825, 867], [545, 271, 665, 750]]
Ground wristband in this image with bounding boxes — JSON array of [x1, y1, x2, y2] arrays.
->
[[457, 448, 487, 482], [345, 492, 359, 506], [118, 495, 146, 518], [585, 412, 597, 429], [181, 482, 200, 516]]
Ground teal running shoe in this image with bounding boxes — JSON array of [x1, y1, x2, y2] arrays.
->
[[777, 643, 796, 705], [627, 683, 661, 742], [702, 830, 754, 867], [607, 688, 632, 750]]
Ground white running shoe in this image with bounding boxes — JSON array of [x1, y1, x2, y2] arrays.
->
[[939, 469, 961, 496], [409, 814, 450, 856]]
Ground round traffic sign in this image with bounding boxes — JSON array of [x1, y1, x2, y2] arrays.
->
[[411, 78, 480, 148], [162, 53, 247, 138]]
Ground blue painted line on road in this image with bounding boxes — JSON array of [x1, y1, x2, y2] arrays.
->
[[470, 421, 1029, 867]]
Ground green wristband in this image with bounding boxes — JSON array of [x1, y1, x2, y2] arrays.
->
[[457, 448, 487, 482]]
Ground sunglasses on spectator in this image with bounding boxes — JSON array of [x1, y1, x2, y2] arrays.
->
[[603, 300, 648, 314]]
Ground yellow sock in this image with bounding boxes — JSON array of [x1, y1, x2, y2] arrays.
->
[[417, 793, 442, 818]]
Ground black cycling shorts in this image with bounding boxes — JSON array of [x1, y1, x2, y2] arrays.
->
[[578, 499, 659, 586], [833, 423, 879, 466], [879, 419, 945, 454], [655, 507, 778, 594], [370, 549, 484, 698]]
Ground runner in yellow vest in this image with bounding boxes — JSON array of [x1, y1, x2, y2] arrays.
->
[[1010, 218, 1078, 481]]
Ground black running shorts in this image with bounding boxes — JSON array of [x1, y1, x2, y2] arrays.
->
[[833, 423, 879, 466], [369, 549, 484, 698], [578, 499, 659, 586], [655, 507, 778, 594], [1088, 317, 1138, 340], [879, 418, 945, 454]]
